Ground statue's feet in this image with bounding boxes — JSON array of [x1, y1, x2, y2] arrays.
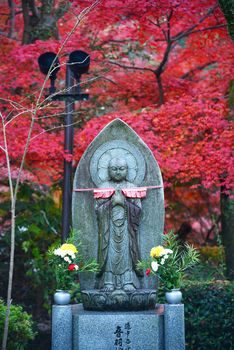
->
[[102, 284, 114, 292], [123, 284, 136, 292]]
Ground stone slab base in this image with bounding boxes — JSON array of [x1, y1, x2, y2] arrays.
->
[[73, 304, 164, 350], [52, 303, 185, 350]]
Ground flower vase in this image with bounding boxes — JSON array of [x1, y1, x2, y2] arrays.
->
[[54, 290, 71, 305], [165, 288, 182, 304]]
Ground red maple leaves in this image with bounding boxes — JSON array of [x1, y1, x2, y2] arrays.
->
[[0, 0, 233, 196]]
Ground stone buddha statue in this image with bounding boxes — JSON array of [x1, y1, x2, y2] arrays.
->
[[72, 119, 164, 310], [95, 157, 143, 292]]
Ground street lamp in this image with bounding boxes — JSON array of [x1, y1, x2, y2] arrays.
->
[[38, 50, 90, 242]]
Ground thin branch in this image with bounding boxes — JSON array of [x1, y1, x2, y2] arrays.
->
[[36, 106, 91, 120], [166, 9, 173, 41], [16, 0, 101, 193], [0, 97, 31, 117], [99, 76, 118, 85], [36, 0, 100, 106], [40, 210, 58, 235], [30, 119, 82, 142], [36, 110, 67, 120], [89, 28, 100, 47], [147, 18, 158, 28], [108, 60, 155, 73], [172, 4, 220, 41], [175, 23, 226, 40], [0, 145, 6, 153], [4, 107, 36, 127], [39, 71, 104, 107], [181, 61, 217, 79], [1, 113, 14, 350], [205, 215, 221, 241]]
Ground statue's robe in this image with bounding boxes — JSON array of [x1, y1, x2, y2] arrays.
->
[[95, 185, 144, 289]]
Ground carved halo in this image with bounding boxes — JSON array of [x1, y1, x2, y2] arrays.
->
[[90, 140, 146, 186]]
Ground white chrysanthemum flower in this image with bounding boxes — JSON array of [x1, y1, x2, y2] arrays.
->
[[151, 261, 159, 272], [164, 249, 173, 254], [63, 250, 75, 257], [54, 248, 62, 256], [60, 251, 66, 258], [69, 253, 76, 259], [64, 256, 71, 263], [161, 258, 165, 265], [164, 254, 169, 259], [74, 265, 79, 270]]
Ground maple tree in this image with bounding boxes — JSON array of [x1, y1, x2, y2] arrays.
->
[[0, 0, 233, 288]]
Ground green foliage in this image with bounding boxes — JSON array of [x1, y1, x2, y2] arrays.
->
[[157, 273, 234, 349], [182, 281, 234, 350], [218, 0, 234, 41], [0, 182, 61, 317], [70, 282, 82, 304], [200, 245, 224, 262], [186, 260, 226, 282], [0, 299, 37, 350]]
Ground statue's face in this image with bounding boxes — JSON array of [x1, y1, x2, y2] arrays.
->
[[108, 158, 128, 182]]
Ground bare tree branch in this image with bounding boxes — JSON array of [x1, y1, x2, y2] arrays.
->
[[108, 60, 155, 73], [40, 210, 58, 235], [107, 4, 225, 106], [174, 23, 226, 41], [29, 119, 82, 141], [1, 2, 101, 349], [172, 4, 220, 41], [181, 61, 217, 79]]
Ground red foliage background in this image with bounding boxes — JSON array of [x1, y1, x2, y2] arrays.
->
[[0, 0, 233, 238]]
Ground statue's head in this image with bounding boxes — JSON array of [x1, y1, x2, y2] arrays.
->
[[108, 157, 128, 182]]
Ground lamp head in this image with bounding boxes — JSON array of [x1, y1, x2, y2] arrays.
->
[[38, 52, 60, 80], [68, 50, 90, 80]]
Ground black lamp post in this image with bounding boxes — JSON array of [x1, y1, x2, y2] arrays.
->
[[38, 50, 90, 242]]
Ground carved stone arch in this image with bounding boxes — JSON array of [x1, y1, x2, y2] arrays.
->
[[72, 119, 164, 294]]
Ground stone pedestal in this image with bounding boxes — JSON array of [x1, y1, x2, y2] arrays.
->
[[52, 303, 185, 350], [81, 289, 156, 311], [52, 305, 72, 350], [164, 304, 185, 350]]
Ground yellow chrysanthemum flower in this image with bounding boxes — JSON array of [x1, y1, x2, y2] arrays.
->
[[60, 243, 78, 254], [150, 246, 165, 258]]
